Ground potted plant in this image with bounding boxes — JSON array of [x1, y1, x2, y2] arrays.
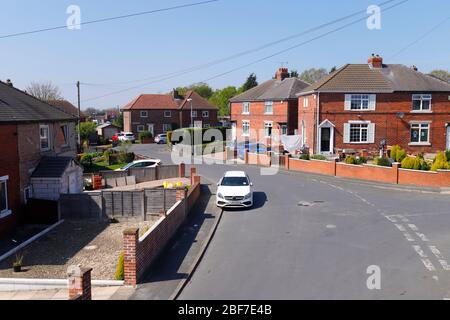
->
[[13, 253, 24, 273]]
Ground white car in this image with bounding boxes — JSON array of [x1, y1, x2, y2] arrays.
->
[[216, 171, 253, 208], [155, 134, 167, 144], [115, 159, 161, 171], [118, 132, 136, 143]]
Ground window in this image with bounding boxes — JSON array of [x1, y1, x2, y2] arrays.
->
[[164, 111, 172, 118], [191, 111, 198, 118], [265, 101, 273, 114], [140, 111, 148, 118], [412, 94, 432, 112], [243, 102, 250, 114], [203, 124, 210, 129], [60, 124, 69, 146], [163, 124, 172, 133], [137, 125, 145, 132], [304, 98, 309, 108], [264, 122, 273, 137], [345, 94, 376, 111], [202, 111, 209, 118], [281, 125, 288, 135], [349, 123, 369, 143], [0, 176, 10, 218], [410, 123, 430, 144], [40, 125, 50, 151], [242, 121, 250, 136]]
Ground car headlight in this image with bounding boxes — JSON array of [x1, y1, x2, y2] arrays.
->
[[244, 193, 252, 200], [218, 193, 224, 199]]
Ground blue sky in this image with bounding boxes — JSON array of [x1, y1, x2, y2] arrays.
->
[[0, 0, 449, 110]]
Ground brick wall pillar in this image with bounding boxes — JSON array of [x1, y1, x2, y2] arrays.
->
[[392, 162, 400, 184], [179, 163, 186, 178], [176, 187, 187, 202], [67, 266, 92, 300], [190, 167, 197, 186], [284, 155, 290, 170], [123, 228, 139, 287], [244, 150, 249, 164], [193, 175, 201, 185]]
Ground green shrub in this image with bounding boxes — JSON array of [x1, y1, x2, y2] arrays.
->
[[431, 152, 449, 172], [300, 154, 310, 161], [390, 145, 407, 163], [344, 156, 367, 165], [80, 154, 94, 166], [375, 157, 392, 167], [114, 252, 125, 281], [445, 150, 450, 163], [401, 156, 431, 171], [311, 155, 328, 161], [118, 152, 135, 164], [139, 131, 153, 143]]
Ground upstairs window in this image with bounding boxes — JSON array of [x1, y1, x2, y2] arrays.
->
[[304, 98, 309, 108], [202, 111, 209, 118], [265, 101, 273, 115], [164, 111, 172, 118], [140, 111, 148, 118], [412, 94, 432, 112], [191, 111, 198, 118], [345, 94, 376, 111], [243, 102, 250, 114], [0, 176, 10, 217], [40, 125, 50, 151]]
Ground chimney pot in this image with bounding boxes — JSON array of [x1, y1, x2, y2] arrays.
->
[[368, 55, 383, 69], [275, 68, 290, 81], [5, 79, 13, 87]]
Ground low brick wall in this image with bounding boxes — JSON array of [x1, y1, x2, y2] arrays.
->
[[247, 152, 271, 167], [123, 181, 201, 286], [286, 156, 450, 188]]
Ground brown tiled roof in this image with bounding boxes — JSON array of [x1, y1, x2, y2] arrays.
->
[[299, 64, 450, 95], [47, 100, 86, 118], [0, 81, 77, 123], [230, 78, 310, 102], [123, 91, 218, 111]]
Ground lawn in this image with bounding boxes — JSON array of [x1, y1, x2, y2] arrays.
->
[[83, 161, 127, 173]]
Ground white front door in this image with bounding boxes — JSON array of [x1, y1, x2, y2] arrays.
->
[[148, 124, 155, 136], [447, 125, 450, 150], [318, 120, 335, 155], [194, 121, 203, 128], [231, 122, 237, 142]]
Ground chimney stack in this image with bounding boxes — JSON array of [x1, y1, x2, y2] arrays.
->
[[5, 79, 13, 87], [368, 54, 383, 69], [275, 68, 290, 81], [172, 89, 181, 100], [411, 65, 418, 71]]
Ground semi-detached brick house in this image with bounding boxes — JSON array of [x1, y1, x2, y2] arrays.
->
[[0, 80, 81, 238], [230, 68, 309, 143], [298, 55, 450, 156], [123, 90, 219, 136]]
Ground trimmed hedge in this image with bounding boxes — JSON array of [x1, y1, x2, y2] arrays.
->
[[344, 156, 367, 165], [374, 157, 392, 167], [431, 151, 449, 172]]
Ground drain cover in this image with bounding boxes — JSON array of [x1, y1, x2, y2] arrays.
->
[[298, 201, 314, 207]]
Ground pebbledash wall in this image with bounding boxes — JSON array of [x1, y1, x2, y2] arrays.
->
[[241, 151, 450, 188], [122, 175, 202, 286]]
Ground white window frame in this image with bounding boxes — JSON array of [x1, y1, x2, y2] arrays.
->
[[243, 102, 250, 115], [409, 121, 431, 146], [40, 124, 51, 152], [164, 111, 172, 118], [191, 111, 198, 118], [344, 121, 375, 144], [281, 124, 288, 135], [202, 111, 209, 118], [304, 98, 309, 108], [0, 175, 11, 218], [345, 94, 376, 111], [60, 124, 69, 147], [137, 125, 145, 133], [412, 94, 432, 113], [264, 121, 273, 138], [24, 186, 32, 204], [140, 111, 148, 118], [242, 120, 250, 137], [162, 124, 172, 133], [264, 101, 274, 115]]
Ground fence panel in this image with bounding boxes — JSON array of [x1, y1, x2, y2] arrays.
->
[[129, 168, 157, 183], [159, 166, 179, 180]]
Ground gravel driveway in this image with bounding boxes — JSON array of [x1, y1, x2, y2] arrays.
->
[[0, 219, 158, 280]]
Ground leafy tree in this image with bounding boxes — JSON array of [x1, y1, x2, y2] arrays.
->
[[429, 70, 450, 83], [299, 68, 329, 84], [176, 82, 214, 99], [26, 81, 63, 101], [290, 70, 299, 78], [112, 114, 124, 129], [78, 121, 97, 141], [209, 86, 238, 116], [330, 66, 338, 73], [240, 73, 258, 92]]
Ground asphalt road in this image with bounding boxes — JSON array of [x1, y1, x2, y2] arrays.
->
[[132, 144, 450, 300]]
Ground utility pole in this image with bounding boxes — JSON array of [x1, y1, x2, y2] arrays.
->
[[76, 81, 81, 149]]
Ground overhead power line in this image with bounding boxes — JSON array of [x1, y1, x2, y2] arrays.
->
[[81, 0, 399, 88], [82, 0, 408, 103], [0, 0, 220, 40]]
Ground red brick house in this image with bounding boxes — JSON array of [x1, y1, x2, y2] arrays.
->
[[0, 80, 80, 238], [298, 55, 450, 156], [48, 100, 87, 122], [123, 90, 219, 136], [230, 68, 309, 143]]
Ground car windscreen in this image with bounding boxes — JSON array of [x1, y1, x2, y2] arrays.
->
[[221, 177, 249, 186]]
